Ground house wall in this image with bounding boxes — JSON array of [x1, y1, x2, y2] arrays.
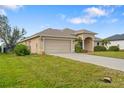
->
[[108, 40, 124, 50], [20, 37, 43, 54], [94, 41, 98, 46], [94, 41, 102, 46]]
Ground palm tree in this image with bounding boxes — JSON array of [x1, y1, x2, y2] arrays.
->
[[101, 39, 111, 48]]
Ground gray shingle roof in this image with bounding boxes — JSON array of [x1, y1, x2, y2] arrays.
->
[[106, 34, 124, 41], [20, 28, 96, 41], [74, 29, 97, 35], [38, 28, 76, 38]]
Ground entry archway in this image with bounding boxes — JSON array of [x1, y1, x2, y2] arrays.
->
[[84, 37, 93, 51]]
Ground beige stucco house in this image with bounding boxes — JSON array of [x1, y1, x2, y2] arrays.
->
[[20, 28, 97, 54]]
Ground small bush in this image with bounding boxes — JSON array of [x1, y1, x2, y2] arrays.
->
[[108, 46, 119, 51], [94, 46, 107, 51], [75, 43, 82, 53], [14, 44, 30, 56]]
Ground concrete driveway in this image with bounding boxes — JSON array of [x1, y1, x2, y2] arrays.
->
[[49, 53, 124, 72]]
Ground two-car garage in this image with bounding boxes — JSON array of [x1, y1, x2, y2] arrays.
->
[[44, 38, 73, 53]]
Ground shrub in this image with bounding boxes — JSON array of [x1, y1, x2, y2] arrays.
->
[[108, 46, 119, 51], [14, 44, 30, 56], [75, 43, 82, 53], [94, 46, 107, 51]]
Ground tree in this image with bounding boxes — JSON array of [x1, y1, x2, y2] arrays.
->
[[100, 39, 110, 48], [0, 15, 26, 51]]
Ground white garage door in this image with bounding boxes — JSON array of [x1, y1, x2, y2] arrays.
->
[[44, 39, 71, 53]]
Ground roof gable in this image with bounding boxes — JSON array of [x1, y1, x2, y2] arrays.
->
[[106, 34, 124, 41]]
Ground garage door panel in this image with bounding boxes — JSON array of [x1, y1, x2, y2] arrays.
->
[[45, 39, 71, 53]]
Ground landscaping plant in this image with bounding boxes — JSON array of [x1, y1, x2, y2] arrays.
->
[[108, 46, 120, 51], [100, 39, 111, 48], [75, 43, 82, 53], [74, 37, 84, 53], [94, 46, 107, 51], [14, 44, 30, 56]]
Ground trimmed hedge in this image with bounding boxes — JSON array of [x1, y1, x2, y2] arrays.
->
[[14, 44, 30, 56], [108, 46, 119, 51], [94, 46, 107, 51]]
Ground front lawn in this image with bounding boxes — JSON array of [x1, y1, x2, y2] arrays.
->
[[0, 54, 124, 88], [92, 51, 124, 59]]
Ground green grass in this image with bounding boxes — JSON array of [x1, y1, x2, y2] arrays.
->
[[93, 51, 124, 59], [0, 54, 124, 88]]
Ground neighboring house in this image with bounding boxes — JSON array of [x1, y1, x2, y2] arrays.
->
[[20, 28, 97, 54], [94, 37, 102, 46], [106, 34, 124, 50]]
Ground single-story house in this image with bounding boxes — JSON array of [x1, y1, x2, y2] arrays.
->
[[20, 28, 97, 54], [106, 34, 124, 50]]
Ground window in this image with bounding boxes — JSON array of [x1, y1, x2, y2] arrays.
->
[[97, 42, 99, 46]]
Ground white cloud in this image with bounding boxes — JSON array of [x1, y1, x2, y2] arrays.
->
[[111, 18, 118, 23], [0, 9, 6, 15], [0, 5, 23, 15], [69, 16, 97, 24], [68, 6, 119, 25], [85, 7, 108, 17], [69, 17, 82, 24], [69, 7, 106, 25], [0, 5, 23, 10]]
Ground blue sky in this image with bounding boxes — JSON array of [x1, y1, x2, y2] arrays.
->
[[0, 5, 124, 38]]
